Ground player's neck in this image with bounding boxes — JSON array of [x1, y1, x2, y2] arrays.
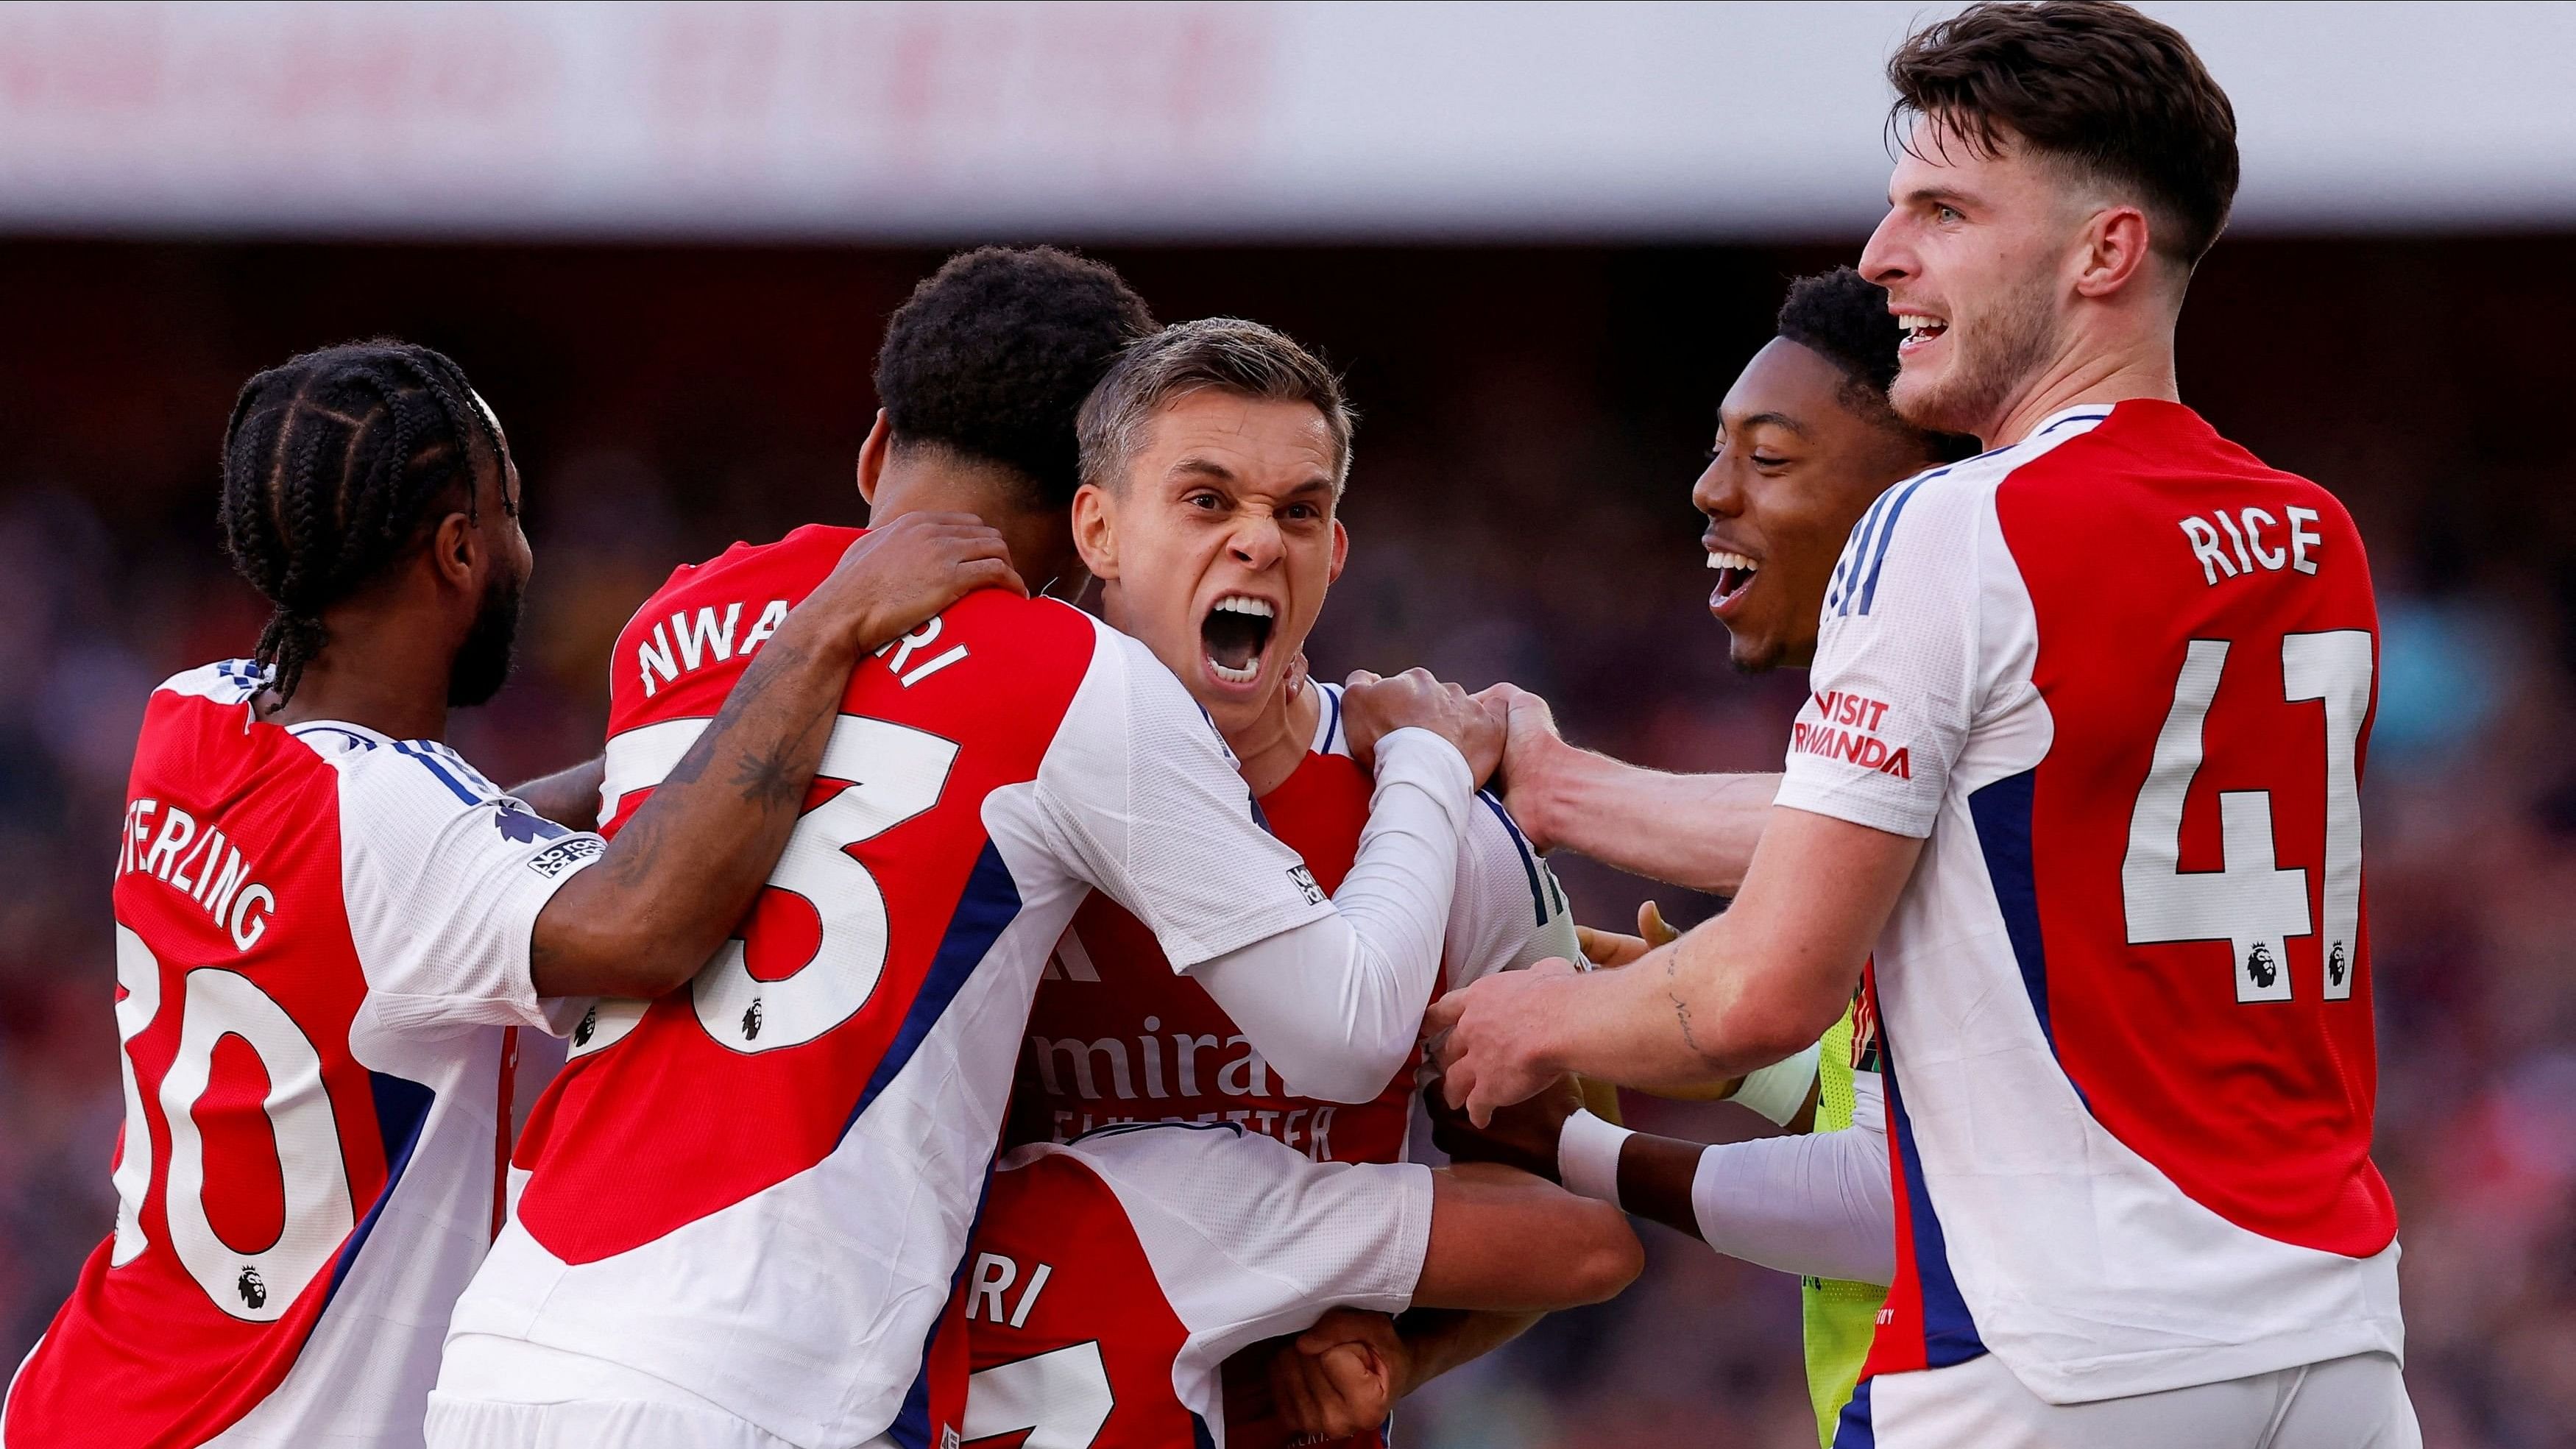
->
[[1230, 674, 1324, 798], [1984, 317, 2179, 448], [868, 463, 1074, 595], [260, 606, 453, 741]]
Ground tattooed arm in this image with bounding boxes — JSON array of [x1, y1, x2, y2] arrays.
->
[[1423, 808, 1917, 1119], [527, 514, 1022, 1000]]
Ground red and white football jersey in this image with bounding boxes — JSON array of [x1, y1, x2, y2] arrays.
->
[[1010, 681, 1579, 1163], [3, 662, 597, 1448], [444, 525, 1341, 1449], [1774, 402, 2399, 1414], [960, 1124, 1430, 1449]]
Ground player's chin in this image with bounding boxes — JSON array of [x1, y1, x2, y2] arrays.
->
[[1716, 614, 1783, 676]]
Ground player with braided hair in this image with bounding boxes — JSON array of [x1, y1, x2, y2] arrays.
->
[[216, 340, 516, 707], [3, 339, 1016, 1448]]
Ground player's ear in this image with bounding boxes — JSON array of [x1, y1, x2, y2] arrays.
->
[[1071, 481, 1120, 581], [1327, 516, 1350, 587], [430, 507, 479, 597], [2073, 204, 2152, 300], [857, 410, 891, 506]]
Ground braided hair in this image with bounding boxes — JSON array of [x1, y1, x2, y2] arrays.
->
[[216, 340, 512, 707]]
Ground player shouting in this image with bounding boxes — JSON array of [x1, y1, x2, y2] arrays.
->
[[1459, 267, 1975, 1447], [1432, 4, 2416, 1445], [1, 341, 1013, 1448], [431, 248, 1500, 1449], [1016, 316, 1797, 1441], [959, 1121, 1639, 1449]]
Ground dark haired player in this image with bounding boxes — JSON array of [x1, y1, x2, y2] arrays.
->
[[1434, 4, 2414, 1444], [1454, 267, 1973, 1448], [431, 249, 1502, 1449], [0, 342, 1014, 1448]]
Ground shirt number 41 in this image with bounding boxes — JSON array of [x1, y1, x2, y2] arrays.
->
[[2121, 631, 2371, 1003]]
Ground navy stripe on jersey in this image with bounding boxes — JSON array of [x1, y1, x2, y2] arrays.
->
[[319, 1072, 435, 1309], [892, 1169, 997, 1449], [391, 740, 482, 804], [2035, 410, 2111, 438], [1854, 477, 1931, 616], [1968, 770, 2090, 1109], [1885, 1059, 1986, 1368], [843, 843, 1024, 1138], [1323, 682, 1345, 755], [1478, 791, 1551, 929], [286, 725, 381, 754], [1825, 487, 1898, 616], [1834, 1377, 1875, 1448]]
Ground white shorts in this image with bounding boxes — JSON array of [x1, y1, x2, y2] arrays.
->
[[1841, 1350, 2418, 1449], [425, 1334, 900, 1449]]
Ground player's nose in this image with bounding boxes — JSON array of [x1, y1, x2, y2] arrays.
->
[[1227, 512, 1286, 568], [1692, 454, 1741, 519], [1860, 210, 1911, 288]]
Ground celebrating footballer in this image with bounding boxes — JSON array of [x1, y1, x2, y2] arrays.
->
[[7, 4, 2421, 1449]]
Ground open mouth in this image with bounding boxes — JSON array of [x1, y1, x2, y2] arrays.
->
[[1200, 595, 1277, 685], [1708, 549, 1760, 609], [1897, 313, 1949, 355]]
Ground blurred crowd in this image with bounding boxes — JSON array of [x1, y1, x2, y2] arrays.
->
[[4, 237, 2572, 1448]]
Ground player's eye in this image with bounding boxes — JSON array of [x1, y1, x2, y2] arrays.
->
[[1282, 503, 1320, 521], [1185, 491, 1224, 511], [1752, 453, 1789, 470], [1936, 204, 1963, 224]]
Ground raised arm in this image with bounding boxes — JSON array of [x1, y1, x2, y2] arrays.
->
[[528, 514, 1020, 999], [1483, 683, 1775, 895]]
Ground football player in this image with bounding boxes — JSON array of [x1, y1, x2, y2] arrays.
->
[[1028, 316, 1825, 1442], [960, 1122, 1639, 1449], [2, 341, 1011, 1447], [431, 249, 1501, 1449], [1439, 266, 1974, 1447], [1432, 5, 2416, 1445]]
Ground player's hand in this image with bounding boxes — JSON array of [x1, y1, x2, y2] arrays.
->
[[1475, 681, 1567, 851], [1575, 901, 1679, 968], [1340, 668, 1505, 784], [804, 511, 1025, 656], [1425, 1071, 1583, 1180], [1423, 957, 1581, 1127], [1271, 1308, 1409, 1441]]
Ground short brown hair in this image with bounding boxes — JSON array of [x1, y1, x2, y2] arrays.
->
[[1077, 318, 1355, 493], [1889, 1, 2238, 266]]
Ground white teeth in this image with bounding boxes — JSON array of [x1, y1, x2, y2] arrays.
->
[[1212, 596, 1275, 619], [1898, 316, 1945, 337], [1706, 550, 1759, 572], [1207, 658, 1260, 684]]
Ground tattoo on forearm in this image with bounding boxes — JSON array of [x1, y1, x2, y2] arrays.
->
[[732, 739, 806, 810], [1664, 954, 1722, 1069]]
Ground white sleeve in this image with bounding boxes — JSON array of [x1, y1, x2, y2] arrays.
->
[[1774, 476, 1988, 839], [1033, 631, 1338, 968], [336, 742, 601, 1036], [1187, 728, 1473, 1102], [1689, 1072, 1892, 1285], [1443, 790, 1582, 991], [1078, 1124, 1432, 1367]]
